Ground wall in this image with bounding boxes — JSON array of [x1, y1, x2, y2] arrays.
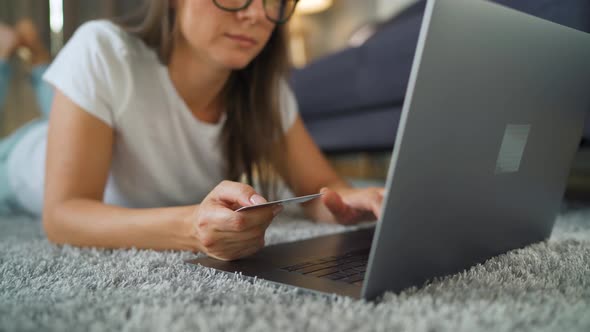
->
[[62, 0, 143, 41], [300, 0, 378, 61], [296, 0, 421, 63], [1, 0, 389, 135], [376, 0, 420, 21]]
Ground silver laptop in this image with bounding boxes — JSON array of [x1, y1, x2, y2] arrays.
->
[[187, 0, 590, 300]]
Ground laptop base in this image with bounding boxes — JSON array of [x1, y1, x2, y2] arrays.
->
[[186, 226, 375, 299]]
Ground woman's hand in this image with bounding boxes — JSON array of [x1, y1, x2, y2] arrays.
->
[[319, 186, 385, 225], [187, 181, 283, 261]]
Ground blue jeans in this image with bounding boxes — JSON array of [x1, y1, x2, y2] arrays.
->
[[0, 60, 10, 110], [0, 60, 53, 214]]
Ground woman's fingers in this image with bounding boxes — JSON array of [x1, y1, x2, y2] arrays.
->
[[321, 187, 385, 224], [212, 180, 266, 210], [192, 181, 281, 260], [198, 181, 384, 260], [366, 189, 384, 219], [321, 188, 357, 223], [208, 211, 272, 259], [210, 239, 265, 261], [205, 232, 265, 261], [198, 226, 264, 259], [212, 231, 264, 252], [233, 240, 266, 260], [320, 188, 343, 211], [372, 201, 382, 219], [204, 205, 276, 233]]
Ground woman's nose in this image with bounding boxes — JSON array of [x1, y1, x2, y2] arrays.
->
[[236, 0, 266, 24]]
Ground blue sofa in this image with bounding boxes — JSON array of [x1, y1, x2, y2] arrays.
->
[[292, 0, 590, 152]]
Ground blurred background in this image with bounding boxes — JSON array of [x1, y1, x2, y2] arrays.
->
[[2, 0, 590, 199], [0, 0, 139, 135], [0, 0, 405, 135], [0, 0, 409, 181]]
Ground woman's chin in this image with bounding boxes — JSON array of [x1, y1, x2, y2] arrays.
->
[[217, 54, 255, 71], [227, 60, 252, 71]]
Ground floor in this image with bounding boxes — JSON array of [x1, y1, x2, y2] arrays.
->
[[2, 198, 589, 331]]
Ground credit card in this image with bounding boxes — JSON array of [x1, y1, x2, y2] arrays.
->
[[235, 193, 323, 212]]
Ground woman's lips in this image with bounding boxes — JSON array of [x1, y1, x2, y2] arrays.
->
[[225, 33, 257, 47]]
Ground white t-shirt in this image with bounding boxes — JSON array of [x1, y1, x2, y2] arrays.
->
[[7, 20, 298, 216]]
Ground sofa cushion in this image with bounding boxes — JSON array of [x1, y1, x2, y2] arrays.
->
[[292, 0, 590, 151]]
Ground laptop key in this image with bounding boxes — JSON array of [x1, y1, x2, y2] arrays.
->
[[325, 272, 348, 280], [317, 256, 339, 263], [337, 261, 365, 271], [296, 262, 341, 274], [337, 268, 354, 276], [282, 256, 335, 272], [342, 274, 365, 284], [281, 248, 370, 282], [307, 267, 342, 278], [281, 262, 316, 271], [337, 257, 360, 264]]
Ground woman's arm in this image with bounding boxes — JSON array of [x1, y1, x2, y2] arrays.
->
[[43, 91, 277, 259], [278, 116, 384, 223], [42, 91, 198, 251], [277, 116, 349, 221]]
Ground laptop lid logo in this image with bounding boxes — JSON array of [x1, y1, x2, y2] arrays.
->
[[495, 124, 531, 174]]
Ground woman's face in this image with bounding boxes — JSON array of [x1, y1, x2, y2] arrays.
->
[[176, 0, 277, 69]]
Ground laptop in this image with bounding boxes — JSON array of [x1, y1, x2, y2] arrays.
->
[[187, 0, 590, 300]]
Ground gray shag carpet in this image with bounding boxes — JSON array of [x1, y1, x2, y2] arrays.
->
[[1, 205, 589, 332]]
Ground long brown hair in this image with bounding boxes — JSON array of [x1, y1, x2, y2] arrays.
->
[[116, 0, 290, 198]]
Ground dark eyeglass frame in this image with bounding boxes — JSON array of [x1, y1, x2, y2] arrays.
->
[[213, 0, 300, 24]]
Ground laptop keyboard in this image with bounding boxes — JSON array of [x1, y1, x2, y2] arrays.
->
[[280, 248, 370, 285]]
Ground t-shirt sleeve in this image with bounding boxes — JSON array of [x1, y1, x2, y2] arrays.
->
[[43, 21, 129, 128], [279, 79, 299, 132]]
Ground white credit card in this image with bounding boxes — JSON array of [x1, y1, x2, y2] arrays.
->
[[235, 193, 323, 212]]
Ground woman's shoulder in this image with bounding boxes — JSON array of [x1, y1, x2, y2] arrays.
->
[[70, 20, 154, 61], [44, 20, 157, 127], [70, 20, 124, 49]]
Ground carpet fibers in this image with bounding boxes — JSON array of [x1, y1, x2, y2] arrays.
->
[[1, 207, 589, 331]]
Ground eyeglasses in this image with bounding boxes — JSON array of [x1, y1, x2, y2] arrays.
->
[[213, 0, 299, 24]]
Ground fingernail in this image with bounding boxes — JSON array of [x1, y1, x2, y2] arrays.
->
[[250, 194, 267, 205], [272, 205, 284, 217]]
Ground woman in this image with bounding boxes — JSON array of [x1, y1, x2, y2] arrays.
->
[[0, 0, 384, 261]]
